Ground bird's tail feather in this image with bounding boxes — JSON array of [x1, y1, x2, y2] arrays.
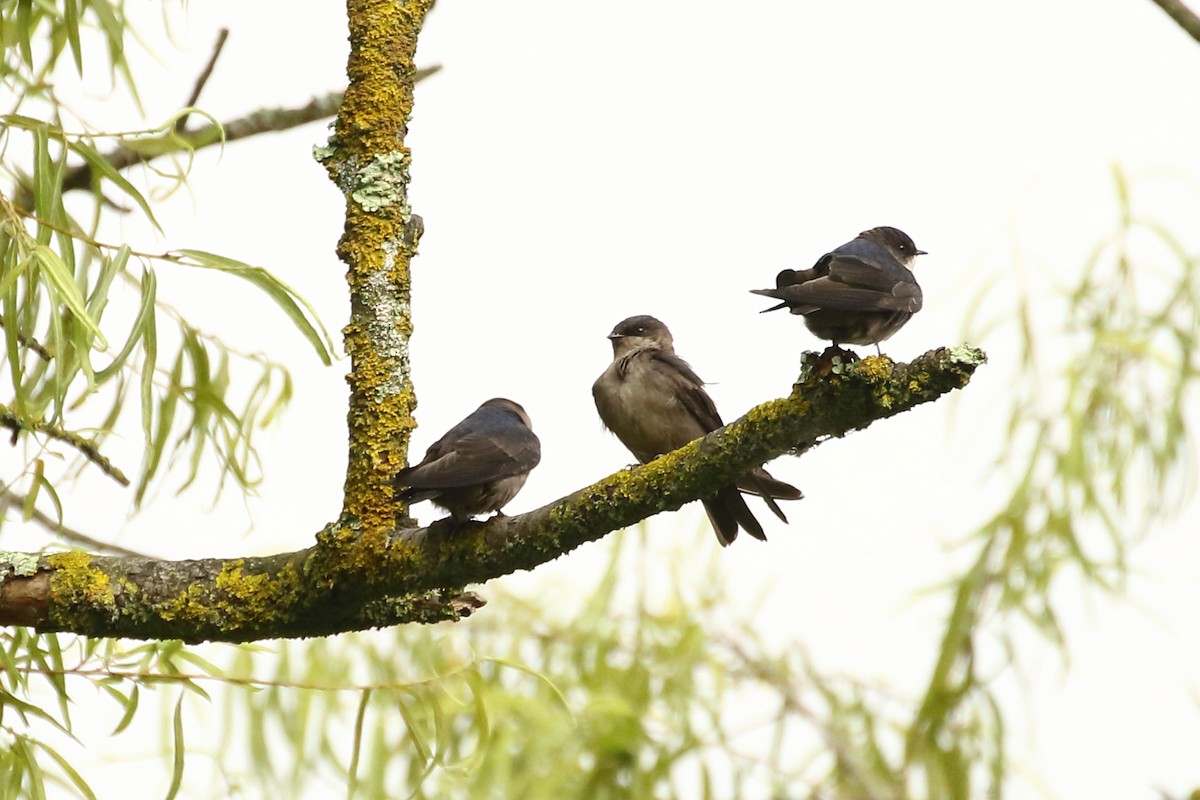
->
[[705, 486, 767, 545], [702, 496, 740, 547], [736, 469, 803, 523]]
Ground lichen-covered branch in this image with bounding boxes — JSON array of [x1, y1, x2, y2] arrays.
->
[[0, 347, 985, 643], [0, 1, 989, 646], [1146, 0, 1200, 44], [56, 68, 440, 197], [317, 0, 433, 532]]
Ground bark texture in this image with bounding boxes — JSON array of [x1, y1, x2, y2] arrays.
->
[[0, 347, 986, 643]]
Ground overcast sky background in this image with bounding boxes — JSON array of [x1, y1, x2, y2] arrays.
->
[[8, 1, 1200, 797]]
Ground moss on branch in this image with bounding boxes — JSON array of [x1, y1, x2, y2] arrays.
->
[[0, 0, 989, 646], [0, 347, 985, 642], [319, 0, 434, 533]]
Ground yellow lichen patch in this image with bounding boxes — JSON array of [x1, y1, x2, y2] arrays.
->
[[154, 561, 304, 632], [856, 355, 894, 382], [326, 527, 397, 584], [157, 583, 215, 625], [214, 561, 302, 627], [46, 550, 115, 608]]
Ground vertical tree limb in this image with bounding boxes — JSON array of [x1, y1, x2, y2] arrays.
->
[[319, 0, 434, 533], [1146, 0, 1200, 43]]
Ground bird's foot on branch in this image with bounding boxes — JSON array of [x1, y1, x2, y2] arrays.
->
[[801, 345, 863, 377]]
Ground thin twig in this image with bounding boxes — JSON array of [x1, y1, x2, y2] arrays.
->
[[0, 319, 52, 360], [59, 66, 442, 196], [1146, 0, 1200, 43], [0, 403, 130, 487], [176, 28, 230, 133], [0, 486, 148, 557], [722, 638, 901, 800]]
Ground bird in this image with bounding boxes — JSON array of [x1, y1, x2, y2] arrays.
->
[[592, 315, 803, 546], [394, 398, 541, 522], [751, 226, 925, 355]]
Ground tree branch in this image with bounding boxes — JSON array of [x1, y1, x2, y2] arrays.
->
[[0, 402, 130, 486], [175, 28, 230, 133], [57, 67, 441, 196], [0, 319, 52, 360], [318, 0, 431, 533], [1146, 0, 1200, 43], [0, 347, 985, 642]]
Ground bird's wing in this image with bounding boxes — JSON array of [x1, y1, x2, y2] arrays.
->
[[397, 427, 541, 489], [776, 263, 825, 289], [778, 254, 922, 312], [651, 352, 725, 433], [750, 263, 827, 310], [827, 254, 914, 291]]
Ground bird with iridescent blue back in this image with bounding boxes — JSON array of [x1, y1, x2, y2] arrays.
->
[[752, 226, 925, 354], [394, 398, 541, 522]]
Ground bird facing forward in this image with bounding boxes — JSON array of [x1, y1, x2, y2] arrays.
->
[[751, 226, 925, 354], [592, 315, 803, 546], [394, 398, 541, 522]]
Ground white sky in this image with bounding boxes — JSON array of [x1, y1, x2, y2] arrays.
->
[[7, 1, 1200, 797]]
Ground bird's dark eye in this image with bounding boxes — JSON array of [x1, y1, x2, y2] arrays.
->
[[635, 327, 645, 334]]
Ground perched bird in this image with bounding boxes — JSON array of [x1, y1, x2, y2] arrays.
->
[[394, 398, 541, 521], [751, 226, 925, 354], [592, 315, 803, 546]]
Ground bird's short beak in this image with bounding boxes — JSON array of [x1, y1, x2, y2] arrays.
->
[[607, 333, 624, 340], [916, 249, 928, 256]]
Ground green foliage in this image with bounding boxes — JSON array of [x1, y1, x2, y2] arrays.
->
[[0, 0, 137, 100], [0, 3, 334, 518], [906, 167, 1200, 797], [200, 529, 759, 798], [1, 3, 1198, 799], [0, 531, 851, 798], [0, 629, 228, 798]]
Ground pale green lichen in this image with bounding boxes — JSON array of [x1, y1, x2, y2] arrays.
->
[[949, 344, 987, 365], [312, 143, 337, 163], [352, 151, 412, 214], [361, 244, 411, 403], [0, 551, 41, 577]]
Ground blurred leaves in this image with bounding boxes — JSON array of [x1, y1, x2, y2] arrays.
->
[[905, 166, 1200, 797], [4, 150, 1199, 797], [1, 0, 138, 101], [0, 6, 334, 522], [1, 1, 1198, 798], [1, 529, 907, 799]]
